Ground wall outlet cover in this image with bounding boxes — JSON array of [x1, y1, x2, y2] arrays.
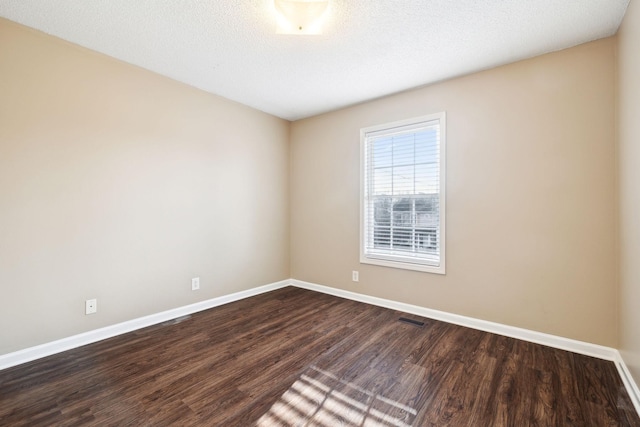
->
[[85, 299, 97, 315]]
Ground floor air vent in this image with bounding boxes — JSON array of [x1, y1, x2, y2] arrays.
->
[[398, 317, 425, 327]]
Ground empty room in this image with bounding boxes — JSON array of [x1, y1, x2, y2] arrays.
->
[[1, 0, 640, 425]]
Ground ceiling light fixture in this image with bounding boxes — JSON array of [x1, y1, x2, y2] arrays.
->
[[274, 0, 329, 35]]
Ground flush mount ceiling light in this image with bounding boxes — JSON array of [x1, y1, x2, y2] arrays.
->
[[274, 0, 329, 35]]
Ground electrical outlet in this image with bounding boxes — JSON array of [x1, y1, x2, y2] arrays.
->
[[191, 277, 200, 291], [85, 299, 97, 315], [352, 271, 359, 282]]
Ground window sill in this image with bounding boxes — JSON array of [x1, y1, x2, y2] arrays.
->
[[360, 254, 445, 274]]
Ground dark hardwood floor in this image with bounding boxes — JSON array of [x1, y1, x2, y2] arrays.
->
[[0, 286, 638, 426]]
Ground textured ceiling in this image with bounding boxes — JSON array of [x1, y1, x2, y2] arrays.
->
[[0, 0, 630, 121]]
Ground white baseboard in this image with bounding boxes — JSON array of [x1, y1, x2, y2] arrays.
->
[[290, 279, 640, 416], [0, 280, 290, 371], [615, 352, 640, 416], [291, 279, 617, 359]]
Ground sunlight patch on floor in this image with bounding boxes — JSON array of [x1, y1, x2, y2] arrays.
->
[[256, 365, 416, 426]]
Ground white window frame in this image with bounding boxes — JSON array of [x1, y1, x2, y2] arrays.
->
[[360, 112, 446, 274]]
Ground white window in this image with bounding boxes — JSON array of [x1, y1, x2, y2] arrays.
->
[[360, 113, 446, 274]]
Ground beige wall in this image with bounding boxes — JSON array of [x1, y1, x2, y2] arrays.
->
[[0, 19, 290, 355], [618, 1, 640, 385], [0, 14, 626, 357], [290, 38, 618, 346]]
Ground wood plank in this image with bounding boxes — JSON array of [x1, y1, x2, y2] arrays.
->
[[0, 287, 638, 426]]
